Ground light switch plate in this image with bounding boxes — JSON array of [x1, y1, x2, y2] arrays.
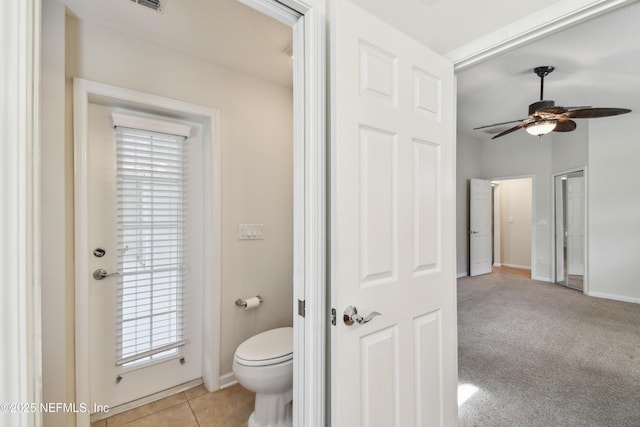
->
[[239, 224, 264, 240]]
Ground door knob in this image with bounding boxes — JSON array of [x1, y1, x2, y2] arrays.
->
[[93, 269, 121, 280], [343, 305, 381, 326]]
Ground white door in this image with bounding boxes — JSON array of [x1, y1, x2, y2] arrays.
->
[[330, 1, 457, 425], [87, 104, 203, 409], [470, 179, 492, 276], [566, 176, 585, 275]]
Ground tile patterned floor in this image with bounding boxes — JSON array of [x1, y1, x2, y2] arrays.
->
[[91, 384, 254, 427]]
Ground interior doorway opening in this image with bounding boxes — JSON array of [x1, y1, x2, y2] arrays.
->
[[491, 177, 534, 278]]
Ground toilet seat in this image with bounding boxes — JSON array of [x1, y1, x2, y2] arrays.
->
[[235, 326, 293, 367]]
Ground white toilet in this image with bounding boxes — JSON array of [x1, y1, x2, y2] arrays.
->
[[233, 326, 293, 427]]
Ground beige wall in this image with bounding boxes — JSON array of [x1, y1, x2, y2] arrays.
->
[[41, 8, 293, 425], [41, 2, 73, 426], [497, 179, 532, 269]]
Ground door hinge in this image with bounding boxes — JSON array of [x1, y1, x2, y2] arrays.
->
[[298, 299, 305, 318], [331, 308, 336, 326]]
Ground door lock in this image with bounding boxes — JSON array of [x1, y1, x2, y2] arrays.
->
[[93, 247, 106, 257]]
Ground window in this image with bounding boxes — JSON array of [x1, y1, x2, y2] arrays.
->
[[113, 114, 190, 367]]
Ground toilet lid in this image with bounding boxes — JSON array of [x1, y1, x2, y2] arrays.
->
[[235, 327, 293, 366]]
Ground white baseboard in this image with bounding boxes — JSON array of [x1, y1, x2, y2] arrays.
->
[[532, 275, 551, 282], [493, 262, 502, 267], [219, 372, 238, 389], [457, 271, 469, 278], [502, 263, 531, 270], [90, 378, 203, 422], [587, 291, 640, 304]]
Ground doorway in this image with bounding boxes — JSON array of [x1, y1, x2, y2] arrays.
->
[[491, 177, 534, 277], [554, 169, 586, 291], [70, 0, 325, 425]]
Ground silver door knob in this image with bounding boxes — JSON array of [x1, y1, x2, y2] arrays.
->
[[93, 269, 121, 280], [343, 305, 381, 326]]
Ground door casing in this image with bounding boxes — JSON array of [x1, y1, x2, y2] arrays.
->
[[552, 166, 588, 294], [491, 175, 535, 278], [73, 79, 222, 424]]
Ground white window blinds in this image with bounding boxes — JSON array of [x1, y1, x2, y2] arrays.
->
[[115, 123, 189, 367]]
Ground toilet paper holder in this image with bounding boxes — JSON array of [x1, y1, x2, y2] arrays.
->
[[235, 295, 263, 308]]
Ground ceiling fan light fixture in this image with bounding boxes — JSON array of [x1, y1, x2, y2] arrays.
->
[[525, 120, 556, 136]]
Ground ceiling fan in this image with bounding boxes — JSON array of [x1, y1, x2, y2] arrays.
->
[[474, 66, 631, 139]]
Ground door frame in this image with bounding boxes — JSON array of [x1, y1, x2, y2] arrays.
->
[[244, 2, 328, 425], [551, 166, 588, 294], [73, 78, 222, 424], [72, 1, 328, 427], [490, 175, 535, 277]]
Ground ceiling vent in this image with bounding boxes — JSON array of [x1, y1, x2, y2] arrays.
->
[[130, 0, 162, 12]]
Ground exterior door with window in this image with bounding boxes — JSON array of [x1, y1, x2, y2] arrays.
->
[[87, 104, 203, 409], [330, 1, 458, 425]]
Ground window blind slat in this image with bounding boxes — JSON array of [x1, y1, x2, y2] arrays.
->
[[116, 124, 188, 368]]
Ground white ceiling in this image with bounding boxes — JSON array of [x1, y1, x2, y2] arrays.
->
[[62, 0, 640, 139], [457, 1, 640, 139], [62, 0, 293, 88]]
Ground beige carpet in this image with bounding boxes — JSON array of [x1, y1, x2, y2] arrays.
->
[[457, 268, 640, 427]]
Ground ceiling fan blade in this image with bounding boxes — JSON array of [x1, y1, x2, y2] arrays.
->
[[473, 119, 524, 130], [565, 107, 631, 119], [491, 123, 524, 140], [553, 118, 577, 132]]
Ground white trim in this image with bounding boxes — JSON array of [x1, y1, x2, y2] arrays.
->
[[299, 4, 326, 427], [111, 112, 192, 137], [491, 175, 536, 279], [587, 291, 640, 304], [532, 275, 553, 282], [237, 0, 301, 25], [501, 264, 532, 271], [219, 372, 238, 389], [447, 0, 635, 70], [73, 78, 221, 426], [551, 166, 588, 294], [90, 378, 203, 422], [0, 0, 42, 426], [493, 182, 502, 267], [457, 272, 469, 279]]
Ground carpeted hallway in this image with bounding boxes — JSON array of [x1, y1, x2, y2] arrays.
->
[[457, 267, 640, 427]]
